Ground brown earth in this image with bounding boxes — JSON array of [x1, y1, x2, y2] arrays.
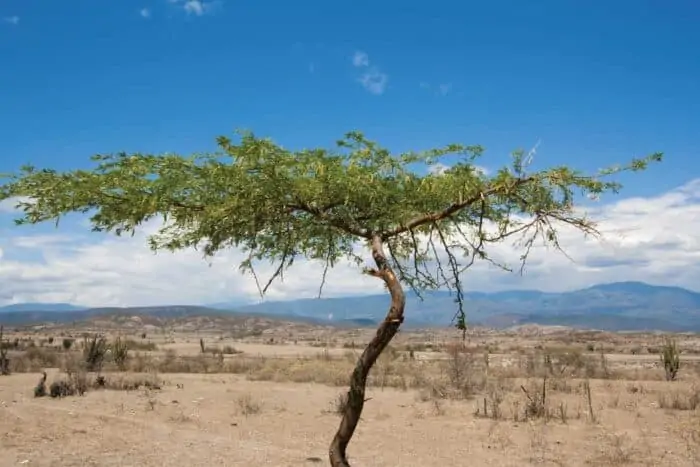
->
[[1, 319, 699, 466]]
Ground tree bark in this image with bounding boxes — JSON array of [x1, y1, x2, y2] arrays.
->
[[329, 236, 406, 467]]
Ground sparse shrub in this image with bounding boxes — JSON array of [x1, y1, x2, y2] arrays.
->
[[200, 344, 241, 355], [236, 393, 262, 416], [124, 339, 157, 351], [48, 371, 87, 398], [49, 379, 73, 398], [62, 338, 74, 351], [221, 345, 241, 355], [83, 334, 108, 372], [34, 371, 47, 397], [47, 337, 54, 345], [474, 380, 505, 420], [330, 392, 349, 416], [100, 373, 162, 391], [68, 370, 89, 395], [521, 378, 547, 419], [443, 344, 484, 399], [657, 388, 700, 411], [660, 338, 680, 381], [0, 326, 9, 375], [10, 346, 61, 373]]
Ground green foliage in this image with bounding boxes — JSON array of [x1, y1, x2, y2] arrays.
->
[[660, 338, 680, 381], [62, 338, 74, 351], [0, 131, 662, 331]]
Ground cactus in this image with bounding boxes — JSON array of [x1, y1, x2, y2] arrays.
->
[[200, 337, 205, 353], [111, 336, 129, 370], [83, 334, 108, 372], [660, 338, 680, 381]]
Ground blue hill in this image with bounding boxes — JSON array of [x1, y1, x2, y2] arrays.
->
[[2, 282, 700, 332]]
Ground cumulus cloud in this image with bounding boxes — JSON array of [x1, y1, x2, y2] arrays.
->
[[0, 196, 30, 213], [2, 16, 19, 25], [357, 70, 388, 95], [1, 179, 699, 307], [140, 8, 151, 18], [351, 50, 388, 95]]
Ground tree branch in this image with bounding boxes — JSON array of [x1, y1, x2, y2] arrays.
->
[[381, 176, 534, 239]]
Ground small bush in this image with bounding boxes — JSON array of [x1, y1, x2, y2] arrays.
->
[[658, 388, 700, 411], [331, 392, 349, 416], [236, 393, 262, 416], [34, 372, 47, 397]]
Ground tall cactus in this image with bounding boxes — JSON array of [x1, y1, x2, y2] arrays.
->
[[83, 334, 108, 372], [660, 338, 680, 381]]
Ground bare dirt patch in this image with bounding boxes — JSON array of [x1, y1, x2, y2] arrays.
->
[[1, 324, 700, 465]]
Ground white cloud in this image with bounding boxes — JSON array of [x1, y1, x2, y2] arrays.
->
[[438, 83, 452, 96], [358, 69, 388, 95], [168, 0, 219, 16], [183, 1, 205, 15], [420, 82, 453, 96], [0, 196, 31, 213], [2, 16, 19, 25], [352, 51, 369, 68], [428, 163, 489, 176], [351, 51, 388, 95], [140, 8, 151, 18], [428, 163, 450, 175], [1, 179, 700, 307]]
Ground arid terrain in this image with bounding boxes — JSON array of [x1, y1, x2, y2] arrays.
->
[[1, 314, 700, 466]]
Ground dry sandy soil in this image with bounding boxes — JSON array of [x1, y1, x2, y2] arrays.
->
[[1, 321, 700, 466]]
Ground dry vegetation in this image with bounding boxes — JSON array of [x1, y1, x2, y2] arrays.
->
[[1, 315, 700, 465]]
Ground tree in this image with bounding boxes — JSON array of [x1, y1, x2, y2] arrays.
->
[[0, 131, 661, 466]]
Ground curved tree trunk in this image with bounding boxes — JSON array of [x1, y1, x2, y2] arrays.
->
[[329, 236, 406, 467]]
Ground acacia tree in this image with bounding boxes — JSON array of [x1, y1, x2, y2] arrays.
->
[[0, 131, 660, 466]]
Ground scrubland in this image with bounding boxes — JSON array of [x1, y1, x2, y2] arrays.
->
[[1, 321, 700, 466]]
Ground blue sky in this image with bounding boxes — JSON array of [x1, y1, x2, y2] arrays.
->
[[0, 0, 699, 306]]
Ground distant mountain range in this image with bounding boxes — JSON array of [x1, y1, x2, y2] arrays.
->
[[2, 282, 700, 332]]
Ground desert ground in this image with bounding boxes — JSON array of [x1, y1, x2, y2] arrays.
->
[[1, 315, 700, 466]]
